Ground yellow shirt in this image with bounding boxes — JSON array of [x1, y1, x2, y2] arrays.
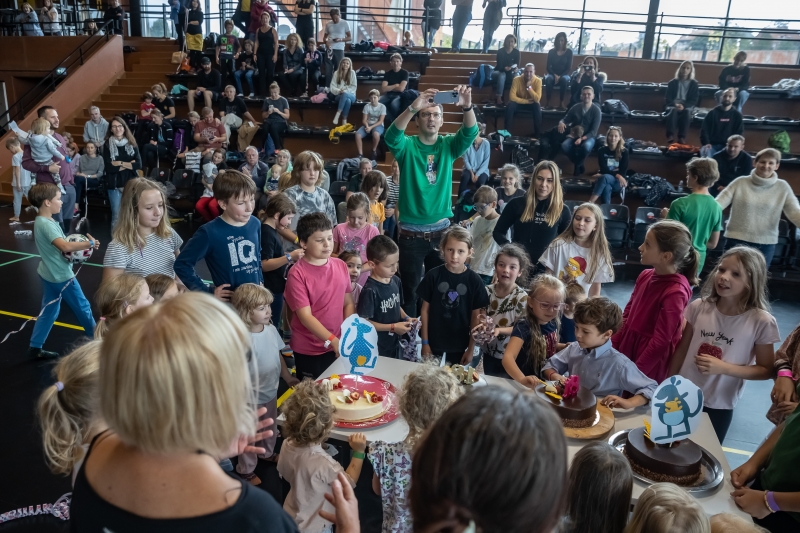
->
[[370, 200, 385, 228], [509, 75, 542, 104]]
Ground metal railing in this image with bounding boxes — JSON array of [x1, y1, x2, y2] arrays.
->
[[1, 5, 128, 37], [0, 21, 114, 129]]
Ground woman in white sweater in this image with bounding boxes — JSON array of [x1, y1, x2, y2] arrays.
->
[[330, 57, 357, 125], [716, 148, 800, 265]]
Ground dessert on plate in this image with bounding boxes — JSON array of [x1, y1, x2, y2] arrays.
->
[[534, 375, 598, 428], [322, 374, 387, 422]]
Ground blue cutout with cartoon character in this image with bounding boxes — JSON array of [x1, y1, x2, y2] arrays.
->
[[340, 314, 379, 375], [650, 376, 704, 443]]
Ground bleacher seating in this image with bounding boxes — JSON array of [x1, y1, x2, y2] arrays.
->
[[631, 206, 662, 249], [600, 204, 630, 249]]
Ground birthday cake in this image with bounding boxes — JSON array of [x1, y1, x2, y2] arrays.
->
[[534, 376, 597, 428], [446, 364, 481, 386], [624, 426, 703, 486], [322, 375, 387, 422]]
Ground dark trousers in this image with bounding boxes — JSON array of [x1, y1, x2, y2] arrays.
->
[[544, 74, 570, 102], [278, 68, 305, 96], [219, 56, 236, 86], [380, 92, 403, 125], [504, 101, 542, 137], [175, 21, 185, 48], [451, 5, 471, 51], [665, 107, 691, 139], [725, 238, 776, 266], [306, 66, 321, 94], [263, 121, 287, 150], [458, 169, 489, 198], [256, 54, 275, 97], [703, 406, 734, 443], [399, 232, 439, 316], [483, 355, 511, 378], [141, 143, 169, 169], [293, 351, 337, 381], [384, 214, 397, 241], [433, 351, 466, 365], [189, 49, 203, 70]]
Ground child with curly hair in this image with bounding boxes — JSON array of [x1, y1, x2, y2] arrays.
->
[[277, 380, 366, 532]]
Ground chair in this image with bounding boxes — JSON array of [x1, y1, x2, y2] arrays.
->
[[169, 169, 196, 199], [631, 206, 661, 249], [329, 180, 348, 207], [599, 204, 629, 249], [564, 200, 584, 216], [772, 219, 790, 267], [150, 168, 171, 183]]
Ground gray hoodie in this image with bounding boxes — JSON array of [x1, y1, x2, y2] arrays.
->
[[83, 117, 109, 144]]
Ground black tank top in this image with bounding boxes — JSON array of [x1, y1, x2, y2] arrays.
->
[[257, 27, 275, 58], [69, 431, 299, 532]]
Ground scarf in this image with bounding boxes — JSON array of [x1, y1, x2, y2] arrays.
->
[[108, 136, 135, 161]]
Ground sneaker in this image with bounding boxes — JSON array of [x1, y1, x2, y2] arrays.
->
[[240, 472, 262, 486], [28, 347, 59, 359], [300, 92, 308, 98], [237, 93, 244, 97], [371, 150, 378, 160], [248, 93, 255, 98]]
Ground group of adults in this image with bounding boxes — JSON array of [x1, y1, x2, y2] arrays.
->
[[14, 0, 124, 36]]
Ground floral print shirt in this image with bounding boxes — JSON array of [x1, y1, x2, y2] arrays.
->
[[368, 441, 413, 533], [482, 284, 528, 360]]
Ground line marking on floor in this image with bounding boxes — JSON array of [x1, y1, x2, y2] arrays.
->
[[0, 256, 35, 267], [0, 310, 86, 331], [276, 387, 294, 408], [722, 446, 754, 457]]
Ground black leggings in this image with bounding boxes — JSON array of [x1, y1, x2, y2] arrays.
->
[[256, 54, 275, 97], [703, 406, 734, 443], [141, 143, 170, 169], [263, 121, 287, 150], [293, 351, 337, 381], [189, 49, 204, 70], [278, 68, 305, 97]]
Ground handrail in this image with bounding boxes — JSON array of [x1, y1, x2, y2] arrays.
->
[[0, 20, 114, 128]]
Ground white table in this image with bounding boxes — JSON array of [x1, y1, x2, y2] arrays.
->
[[313, 356, 749, 519]]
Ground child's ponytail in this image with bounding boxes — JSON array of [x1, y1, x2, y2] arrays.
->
[[37, 341, 101, 475], [680, 247, 700, 288], [648, 220, 700, 287]]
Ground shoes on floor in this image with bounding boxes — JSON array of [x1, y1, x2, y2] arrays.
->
[[28, 347, 59, 359], [239, 472, 262, 486]]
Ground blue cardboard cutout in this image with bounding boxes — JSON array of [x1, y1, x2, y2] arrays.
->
[[340, 314, 379, 375], [649, 375, 704, 444]]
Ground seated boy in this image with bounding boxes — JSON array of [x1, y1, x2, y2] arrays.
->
[[357, 235, 416, 358], [542, 297, 657, 408], [284, 212, 355, 380], [174, 170, 262, 300], [662, 157, 722, 273]]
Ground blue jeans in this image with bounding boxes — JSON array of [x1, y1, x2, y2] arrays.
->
[[270, 291, 284, 332], [458, 169, 489, 197], [336, 92, 356, 119], [544, 74, 571, 103], [234, 69, 255, 95], [592, 174, 623, 204], [700, 143, 725, 158], [451, 5, 472, 51], [30, 275, 96, 349], [561, 136, 596, 171], [715, 89, 750, 113], [380, 92, 403, 124], [108, 187, 123, 229], [725, 238, 776, 266], [384, 213, 397, 241], [398, 220, 450, 316]]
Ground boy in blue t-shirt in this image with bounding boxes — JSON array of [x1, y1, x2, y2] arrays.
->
[[175, 170, 263, 300], [357, 235, 416, 358], [28, 183, 99, 359]]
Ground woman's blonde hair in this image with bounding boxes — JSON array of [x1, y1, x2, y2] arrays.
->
[[231, 283, 274, 329], [286, 32, 300, 49], [112, 178, 173, 253], [100, 293, 255, 456], [94, 273, 148, 338], [675, 60, 696, 80], [701, 247, 770, 313], [524, 274, 564, 374], [552, 203, 614, 283], [399, 364, 462, 447], [623, 483, 710, 533], [289, 151, 325, 187], [606, 126, 625, 161], [521, 160, 564, 226], [710, 513, 769, 533], [281, 380, 335, 446], [151, 82, 168, 96], [335, 57, 353, 86], [37, 341, 102, 475], [499, 163, 521, 189], [30, 117, 50, 135]]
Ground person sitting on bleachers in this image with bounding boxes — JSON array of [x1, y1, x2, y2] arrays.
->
[[558, 86, 601, 176], [278, 33, 305, 97], [503, 63, 542, 139], [330, 57, 358, 126], [188, 57, 223, 114], [568, 56, 604, 107], [544, 32, 572, 109], [218, 85, 259, 151], [193, 107, 227, 164], [303, 38, 323, 96], [700, 88, 743, 158], [140, 109, 174, 174], [83, 106, 109, 145], [380, 53, 410, 126], [711, 134, 752, 197], [490, 34, 520, 105], [664, 60, 699, 145], [239, 146, 270, 202], [589, 126, 628, 205], [716, 51, 750, 113], [261, 82, 290, 153]]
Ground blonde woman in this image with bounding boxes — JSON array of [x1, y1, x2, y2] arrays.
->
[[151, 83, 176, 120], [493, 160, 570, 267], [330, 57, 357, 125], [278, 32, 305, 97], [68, 293, 298, 529], [15, 2, 43, 36], [665, 60, 699, 144]]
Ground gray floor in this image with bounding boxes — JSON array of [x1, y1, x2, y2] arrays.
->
[[603, 280, 794, 469]]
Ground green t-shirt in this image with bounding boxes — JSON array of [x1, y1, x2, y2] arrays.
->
[[385, 121, 479, 225], [760, 397, 800, 523], [35, 216, 74, 283], [666, 193, 722, 272]]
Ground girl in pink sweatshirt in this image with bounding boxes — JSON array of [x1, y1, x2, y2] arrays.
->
[[612, 220, 699, 382]]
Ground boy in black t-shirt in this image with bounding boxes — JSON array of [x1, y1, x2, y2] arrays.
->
[[357, 235, 416, 358], [216, 20, 240, 86], [260, 193, 304, 331]]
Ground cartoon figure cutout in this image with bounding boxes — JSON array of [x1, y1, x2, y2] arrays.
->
[[650, 376, 704, 444], [340, 314, 379, 375]]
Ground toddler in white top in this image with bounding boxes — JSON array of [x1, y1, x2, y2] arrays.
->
[[27, 117, 68, 191]]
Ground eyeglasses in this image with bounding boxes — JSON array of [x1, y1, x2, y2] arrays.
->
[[533, 297, 565, 312], [473, 203, 489, 211], [419, 112, 441, 119]]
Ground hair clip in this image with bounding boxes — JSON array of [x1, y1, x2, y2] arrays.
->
[[99, 316, 106, 320], [55, 381, 64, 392]]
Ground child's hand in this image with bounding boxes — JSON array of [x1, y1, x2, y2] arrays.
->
[[86, 233, 100, 249], [546, 372, 565, 384], [393, 321, 412, 335], [695, 354, 729, 375], [771, 375, 798, 403], [730, 459, 759, 489], [214, 283, 233, 301], [777, 400, 798, 417], [421, 344, 432, 357], [601, 395, 634, 409], [289, 248, 305, 262], [460, 348, 474, 365], [731, 487, 771, 519], [660, 207, 669, 218], [521, 375, 541, 389], [283, 372, 301, 387], [224, 406, 274, 458], [331, 337, 341, 357], [319, 472, 361, 533], [349, 433, 367, 453]]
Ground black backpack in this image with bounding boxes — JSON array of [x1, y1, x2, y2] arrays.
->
[[602, 99, 631, 116], [352, 40, 374, 52], [469, 64, 494, 89]]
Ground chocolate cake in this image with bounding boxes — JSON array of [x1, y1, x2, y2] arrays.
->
[[534, 383, 598, 428], [624, 426, 703, 486]]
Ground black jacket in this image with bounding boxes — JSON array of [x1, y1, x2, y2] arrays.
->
[[493, 196, 571, 265], [142, 121, 175, 148], [700, 106, 744, 146], [103, 140, 142, 190], [665, 78, 699, 109]]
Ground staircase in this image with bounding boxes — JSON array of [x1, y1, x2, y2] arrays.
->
[[62, 38, 175, 140]]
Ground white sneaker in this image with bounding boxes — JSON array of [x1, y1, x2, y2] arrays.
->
[[342, 119, 348, 125], [237, 93, 243, 97], [248, 93, 254, 98], [333, 112, 340, 125]]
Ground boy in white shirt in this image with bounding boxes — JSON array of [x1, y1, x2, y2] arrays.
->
[[355, 89, 387, 160], [466, 186, 502, 285]]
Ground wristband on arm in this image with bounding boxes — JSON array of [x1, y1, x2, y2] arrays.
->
[[777, 369, 795, 380], [352, 451, 365, 460]]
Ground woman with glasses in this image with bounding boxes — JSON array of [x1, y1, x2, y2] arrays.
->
[[103, 117, 142, 229], [457, 123, 490, 199], [493, 160, 570, 271]]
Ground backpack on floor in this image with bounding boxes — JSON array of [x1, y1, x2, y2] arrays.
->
[[469, 64, 494, 88]]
